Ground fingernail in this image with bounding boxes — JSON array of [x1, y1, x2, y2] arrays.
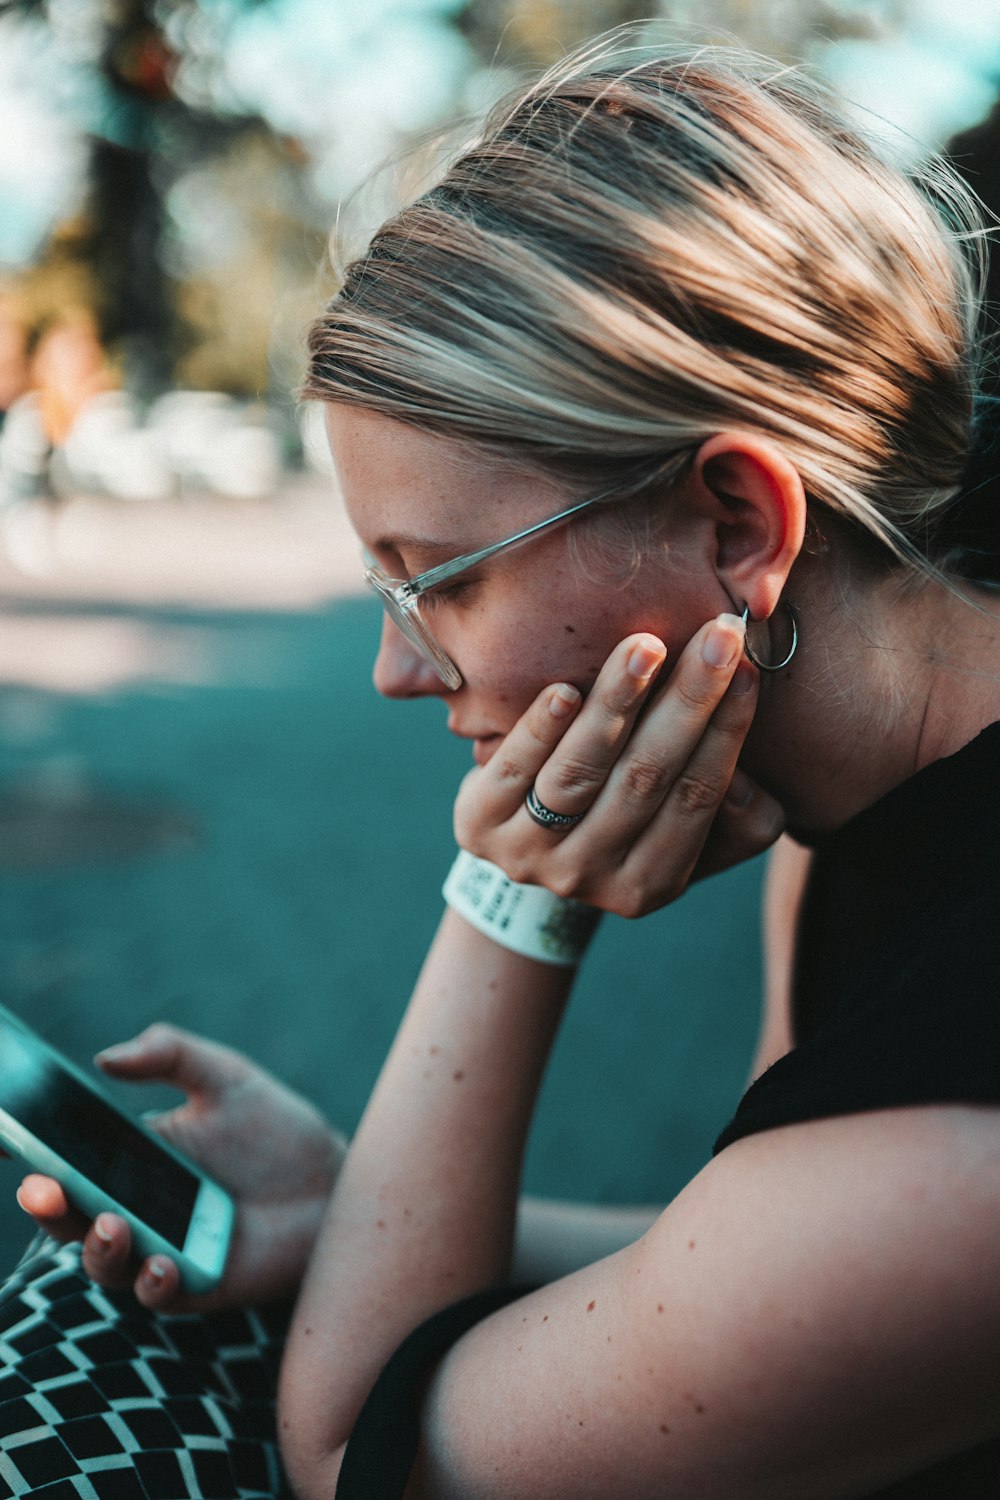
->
[[14, 1186, 28, 1214], [94, 1215, 115, 1247], [142, 1259, 168, 1290], [730, 660, 756, 696], [549, 683, 580, 719], [627, 637, 665, 681], [702, 614, 744, 669]]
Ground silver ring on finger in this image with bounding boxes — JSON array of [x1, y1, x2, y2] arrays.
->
[[525, 784, 585, 831]]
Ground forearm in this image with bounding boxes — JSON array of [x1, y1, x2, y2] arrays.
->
[[278, 906, 575, 1496]]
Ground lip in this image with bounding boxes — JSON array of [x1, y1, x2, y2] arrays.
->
[[449, 721, 505, 766]]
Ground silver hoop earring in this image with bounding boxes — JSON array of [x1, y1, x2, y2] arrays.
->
[[740, 602, 799, 672]]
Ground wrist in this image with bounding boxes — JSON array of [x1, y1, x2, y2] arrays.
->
[[443, 849, 601, 967]]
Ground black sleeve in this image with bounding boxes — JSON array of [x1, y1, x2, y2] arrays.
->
[[335, 1286, 535, 1500]]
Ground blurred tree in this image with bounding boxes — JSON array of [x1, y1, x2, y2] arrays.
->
[[8, 0, 996, 416], [458, 0, 648, 65], [457, 0, 883, 69], [9, 0, 286, 404]]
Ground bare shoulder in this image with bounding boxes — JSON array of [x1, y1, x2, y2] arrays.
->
[[415, 1104, 1000, 1499]]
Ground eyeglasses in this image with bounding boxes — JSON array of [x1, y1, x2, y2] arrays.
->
[[364, 487, 619, 690]]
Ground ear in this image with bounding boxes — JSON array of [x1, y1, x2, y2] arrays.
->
[[689, 432, 807, 620]]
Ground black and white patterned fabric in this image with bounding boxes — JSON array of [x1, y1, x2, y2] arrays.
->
[[0, 1238, 292, 1499]]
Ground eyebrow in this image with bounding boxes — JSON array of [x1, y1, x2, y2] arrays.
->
[[371, 532, 458, 564]]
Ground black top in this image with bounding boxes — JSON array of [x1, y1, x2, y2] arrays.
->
[[716, 719, 1000, 1150], [714, 719, 1000, 1498]]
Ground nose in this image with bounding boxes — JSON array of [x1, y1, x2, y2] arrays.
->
[[372, 616, 452, 699]]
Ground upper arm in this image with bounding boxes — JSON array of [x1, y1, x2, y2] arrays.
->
[[413, 1105, 1000, 1499], [751, 835, 812, 1081], [513, 1198, 663, 1284]]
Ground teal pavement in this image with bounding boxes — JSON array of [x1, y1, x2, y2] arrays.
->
[[0, 593, 764, 1278]]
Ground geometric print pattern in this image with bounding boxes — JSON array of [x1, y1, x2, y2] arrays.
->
[[0, 1238, 292, 1498]]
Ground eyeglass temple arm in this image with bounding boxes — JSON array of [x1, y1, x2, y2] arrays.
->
[[406, 492, 611, 596]]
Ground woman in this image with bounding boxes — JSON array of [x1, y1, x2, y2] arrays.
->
[[8, 37, 1000, 1500]]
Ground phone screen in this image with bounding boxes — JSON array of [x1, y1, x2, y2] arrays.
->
[[0, 1021, 199, 1248]]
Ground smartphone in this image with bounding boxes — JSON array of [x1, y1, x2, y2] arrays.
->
[[0, 1005, 234, 1293]]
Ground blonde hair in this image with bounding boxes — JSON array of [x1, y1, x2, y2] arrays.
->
[[304, 41, 991, 576]]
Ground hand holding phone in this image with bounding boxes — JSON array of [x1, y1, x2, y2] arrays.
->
[[12, 1018, 345, 1311], [0, 1006, 234, 1293]]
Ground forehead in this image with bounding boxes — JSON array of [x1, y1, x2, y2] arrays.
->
[[323, 404, 569, 553]]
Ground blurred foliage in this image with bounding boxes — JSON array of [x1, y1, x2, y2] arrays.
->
[[459, 0, 885, 66], [2, 0, 997, 413], [4, 0, 320, 407]]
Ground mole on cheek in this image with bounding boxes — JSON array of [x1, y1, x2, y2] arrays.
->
[[564, 624, 576, 634]]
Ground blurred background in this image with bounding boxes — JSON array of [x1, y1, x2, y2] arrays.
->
[[0, 0, 997, 1276]]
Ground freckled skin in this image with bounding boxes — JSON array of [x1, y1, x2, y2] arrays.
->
[[324, 405, 724, 741]]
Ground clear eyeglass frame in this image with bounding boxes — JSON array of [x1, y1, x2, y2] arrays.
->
[[363, 488, 620, 690]]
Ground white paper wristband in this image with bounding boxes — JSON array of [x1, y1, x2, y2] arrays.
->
[[443, 849, 601, 967]]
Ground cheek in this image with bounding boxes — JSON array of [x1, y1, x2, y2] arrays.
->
[[461, 599, 621, 707]]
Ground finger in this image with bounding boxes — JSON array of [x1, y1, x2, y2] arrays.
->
[[650, 649, 759, 828], [80, 1213, 135, 1288], [133, 1254, 183, 1311], [529, 621, 751, 915], [97, 1023, 248, 1098], [459, 632, 665, 837], [16, 1174, 91, 1244], [529, 634, 667, 821], [454, 681, 583, 840], [692, 768, 786, 881], [557, 615, 747, 854], [616, 650, 759, 873]]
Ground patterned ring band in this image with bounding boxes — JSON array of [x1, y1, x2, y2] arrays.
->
[[525, 784, 586, 830]]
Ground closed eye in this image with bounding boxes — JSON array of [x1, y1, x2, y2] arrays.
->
[[419, 579, 476, 612]]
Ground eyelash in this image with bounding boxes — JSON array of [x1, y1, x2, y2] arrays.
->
[[419, 580, 474, 612]]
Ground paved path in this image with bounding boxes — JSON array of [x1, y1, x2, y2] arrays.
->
[[0, 480, 764, 1276]]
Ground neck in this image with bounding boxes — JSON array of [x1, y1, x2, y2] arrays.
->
[[741, 568, 1000, 840]]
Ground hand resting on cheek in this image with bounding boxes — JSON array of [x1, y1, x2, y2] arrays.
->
[[454, 616, 785, 918]]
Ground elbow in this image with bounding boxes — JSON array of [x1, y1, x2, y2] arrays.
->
[[277, 1369, 349, 1500], [279, 1420, 347, 1500]]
